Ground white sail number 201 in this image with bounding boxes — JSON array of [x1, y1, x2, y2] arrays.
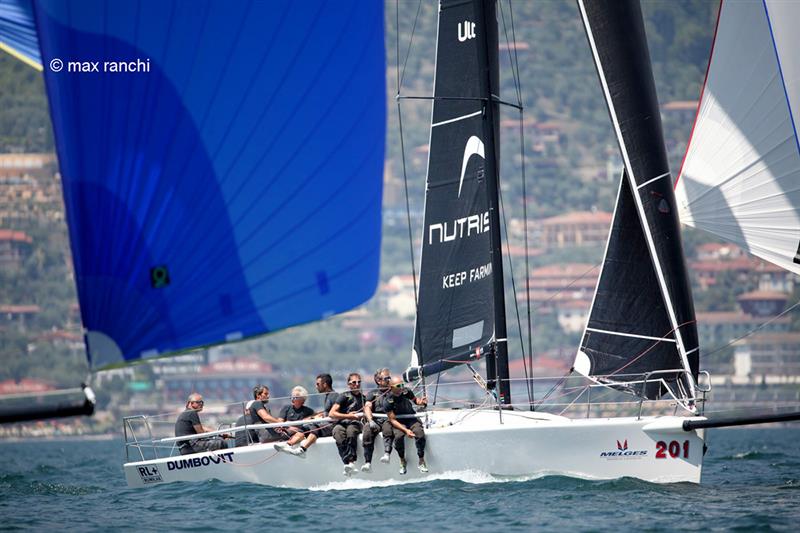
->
[[655, 440, 689, 459]]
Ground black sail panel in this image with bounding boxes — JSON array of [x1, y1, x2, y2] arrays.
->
[[412, 0, 497, 377], [577, 0, 699, 401], [577, 175, 682, 399]]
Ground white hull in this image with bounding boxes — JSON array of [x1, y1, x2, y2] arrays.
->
[[124, 410, 706, 489]]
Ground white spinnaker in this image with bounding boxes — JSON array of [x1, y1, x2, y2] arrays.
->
[[676, 0, 800, 276]]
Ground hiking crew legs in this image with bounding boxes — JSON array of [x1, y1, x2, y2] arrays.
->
[[382, 420, 393, 454], [182, 437, 226, 455], [332, 423, 361, 464], [362, 420, 394, 463], [389, 420, 425, 460]]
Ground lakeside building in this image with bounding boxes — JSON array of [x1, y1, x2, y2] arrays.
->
[[733, 333, 800, 383], [527, 211, 612, 250], [0, 229, 32, 270], [161, 357, 281, 405], [0, 153, 62, 224], [0, 304, 41, 331], [697, 290, 793, 376], [525, 263, 599, 334], [690, 243, 793, 293]]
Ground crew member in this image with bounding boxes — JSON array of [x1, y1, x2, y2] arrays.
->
[[329, 372, 365, 475], [362, 368, 393, 472], [384, 377, 428, 474], [274, 386, 316, 457], [174, 393, 227, 455], [300, 373, 338, 452], [249, 385, 284, 442]]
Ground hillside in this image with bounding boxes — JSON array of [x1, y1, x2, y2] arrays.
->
[[0, 1, 720, 387]]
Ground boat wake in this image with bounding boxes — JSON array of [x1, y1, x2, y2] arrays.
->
[[721, 450, 784, 461], [308, 470, 552, 491]]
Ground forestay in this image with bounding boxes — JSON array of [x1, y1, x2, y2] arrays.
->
[[574, 0, 699, 403], [675, 0, 800, 276], [32, 0, 386, 369]]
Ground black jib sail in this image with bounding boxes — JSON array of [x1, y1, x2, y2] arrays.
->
[[408, 0, 506, 390], [574, 0, 699, 403]]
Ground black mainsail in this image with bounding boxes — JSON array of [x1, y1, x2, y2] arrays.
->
[[407, 0, 510, 403], [574, 0, 699, 403]]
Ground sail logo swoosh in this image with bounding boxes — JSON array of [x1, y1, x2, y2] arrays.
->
[[458, 136, 485, 197]]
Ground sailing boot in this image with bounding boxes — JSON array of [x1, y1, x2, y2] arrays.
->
[[418, 458, 428, 473], [287, 445, 307, 459], [399, 459, 407, 475]]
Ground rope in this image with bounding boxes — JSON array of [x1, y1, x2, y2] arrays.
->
[[498, 185, 532, 408], [607, 320, 697, 377]]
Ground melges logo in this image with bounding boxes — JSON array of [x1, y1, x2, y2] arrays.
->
[[599, 438, 647, 459]]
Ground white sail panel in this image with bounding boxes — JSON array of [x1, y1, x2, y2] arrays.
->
[[676, 0, 800, 275]]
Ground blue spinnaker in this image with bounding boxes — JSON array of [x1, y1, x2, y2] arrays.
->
[[33, 0, 386, 369]]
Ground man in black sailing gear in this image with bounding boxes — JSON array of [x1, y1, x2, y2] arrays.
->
[[361, 368, 394, 472], [273, 386, 316, 458], [249, 385, 284, 442], [384, 377, 428, 474], [329, 372, 365, 476], [310, 373, 337, 437], [174, 393, 228, 455]]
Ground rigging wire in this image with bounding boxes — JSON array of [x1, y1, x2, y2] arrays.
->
[[498, 186, 533, 408], [504, 0, 535, 407], [532, 263, 601, 310], [395, 0, 427, 395], [701, 297, 800, 359], [495, 0, 535, 408], [397, 0, 424, 92]]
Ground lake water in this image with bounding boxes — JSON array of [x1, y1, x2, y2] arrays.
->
[[1, 428, 798, 531]]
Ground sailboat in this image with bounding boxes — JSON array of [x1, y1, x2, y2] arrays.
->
[[4, 0, 796, 488], [125, 0, 713, 487]]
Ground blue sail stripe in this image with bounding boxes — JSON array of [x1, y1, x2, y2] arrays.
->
[[762, 0, 800, 163]]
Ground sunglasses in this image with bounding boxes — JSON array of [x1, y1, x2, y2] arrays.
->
[[392, 384, 405, 389], [379, 376, 391, 381], [349, 380, 361, 385], [291, 396, 304, 400], [192, 400, 204, 405]]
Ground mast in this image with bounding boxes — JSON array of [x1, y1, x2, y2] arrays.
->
[[479, 0, 511, 405]]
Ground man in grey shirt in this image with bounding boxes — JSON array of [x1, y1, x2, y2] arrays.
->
[[174, 393, 227, 455]]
